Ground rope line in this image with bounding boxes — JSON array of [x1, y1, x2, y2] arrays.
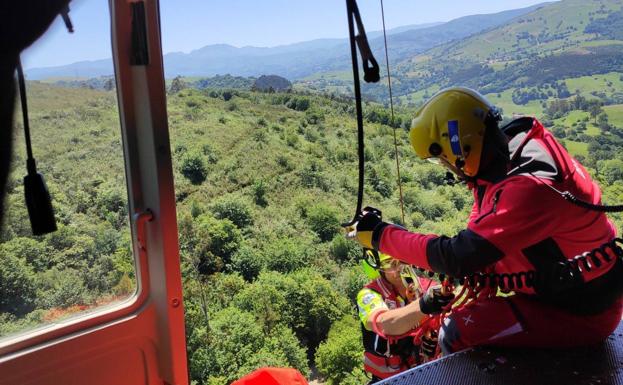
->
[[380, 0, 405, 225]]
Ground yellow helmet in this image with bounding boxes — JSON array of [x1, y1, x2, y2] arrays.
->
[[362, 250, 394, 280], [410, 87, 498, 177], [364, 249, 394, 270], [378, 252, 394, 270]]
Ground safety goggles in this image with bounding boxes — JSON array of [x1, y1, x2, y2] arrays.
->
[[379, 259, 402, 272]]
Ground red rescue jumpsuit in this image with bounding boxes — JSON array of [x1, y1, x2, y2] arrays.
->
[[373, 118, 623, 353]]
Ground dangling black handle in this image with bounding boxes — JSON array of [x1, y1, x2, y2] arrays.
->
[[350, 0, 380, 83], [356, 35, 380, 83], [16, 58, 57, 235], [342, 0, 381, 227]]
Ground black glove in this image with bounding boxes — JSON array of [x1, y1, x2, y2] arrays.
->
[[421, 330, 438, 357], [419, 286, 455, 315], [346, 206, 388, 250]]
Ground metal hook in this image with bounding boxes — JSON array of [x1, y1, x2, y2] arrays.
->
[[133, 209, 154, 251]]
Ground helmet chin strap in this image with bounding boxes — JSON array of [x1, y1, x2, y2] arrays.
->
[[438, 157, 470, 182]]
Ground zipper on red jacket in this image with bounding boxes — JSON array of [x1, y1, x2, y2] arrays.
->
[[474, 189, 503, 224]]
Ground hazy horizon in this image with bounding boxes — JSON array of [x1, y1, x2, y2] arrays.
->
[[22, 0, 553, 70]]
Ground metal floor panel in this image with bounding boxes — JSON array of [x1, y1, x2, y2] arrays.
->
[[377, 320, 623, 385]]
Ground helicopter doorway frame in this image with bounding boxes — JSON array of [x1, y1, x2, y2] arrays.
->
[[0, 1, 188, 384]]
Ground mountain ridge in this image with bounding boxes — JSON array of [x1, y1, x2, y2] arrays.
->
[[26, 4, 546, 80], [296, 0, 623, 110]]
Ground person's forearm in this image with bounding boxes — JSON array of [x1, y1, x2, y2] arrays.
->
[[378, 226, 503, 277], [370, 301, 425, 336], [376, 225, 435, 270]]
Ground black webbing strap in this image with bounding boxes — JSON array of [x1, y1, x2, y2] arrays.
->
[[343, 0, 380, 227]]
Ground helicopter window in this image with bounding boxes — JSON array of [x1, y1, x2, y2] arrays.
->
[[0, 2, 137, 341]]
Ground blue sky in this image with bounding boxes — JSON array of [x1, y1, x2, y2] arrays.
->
[[23, 0, 552, 69]]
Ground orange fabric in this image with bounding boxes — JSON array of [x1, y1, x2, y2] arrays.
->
[[232, 367, 309, 385], [363, 351, 403, 379]]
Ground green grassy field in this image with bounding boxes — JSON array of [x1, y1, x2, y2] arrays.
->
[[38, 76, 89, 83], [552, 110, 600, 136], [581, 40, 623, 48], [299, 70, 352, 82], [399, 85, 441, 106], [565, 72, 623, 100], [563, 139, 589, 157], [486, 89, 544, 117], [604, 104, 623, 127]]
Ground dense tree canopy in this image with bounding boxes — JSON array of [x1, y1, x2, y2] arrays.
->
[[2, 68, 623, 385]]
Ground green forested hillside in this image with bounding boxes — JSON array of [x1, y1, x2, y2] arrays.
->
[[0, 83, 133, 334], [294, 0, 623, 184], [398, 0, 623, 103], [168, 87, 478, 383], [0, 83, 471, 384], [2, 80, 623, 384]]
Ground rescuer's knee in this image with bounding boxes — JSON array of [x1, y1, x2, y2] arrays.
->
[[439, 315, 461, 355]]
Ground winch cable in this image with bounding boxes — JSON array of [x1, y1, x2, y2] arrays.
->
[[380, 0, 405, 225]]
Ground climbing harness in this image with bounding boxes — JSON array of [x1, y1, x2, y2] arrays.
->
[[371, 231, 623, 361], [410, 237, 623, 294]]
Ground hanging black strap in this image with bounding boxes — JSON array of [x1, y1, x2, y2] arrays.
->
[[16, 58, 57, 235], [348, 0, 380, 83], [532, 173, 623, 213], [343, 0, 380, 227], [559, 191, 623, 212]]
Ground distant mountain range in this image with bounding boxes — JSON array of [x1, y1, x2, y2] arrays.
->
[[26, 4, 546, 80], [297, 0, 623, 108]]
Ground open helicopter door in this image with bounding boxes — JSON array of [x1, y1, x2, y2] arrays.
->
[[0, 1, 188, 384]]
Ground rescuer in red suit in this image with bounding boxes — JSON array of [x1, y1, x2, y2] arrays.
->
[[348, 87, 623, 353]]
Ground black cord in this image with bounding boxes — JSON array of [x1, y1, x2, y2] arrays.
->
[[560, 191, 623, 212], [343, 0, 380, 227], [536, 176, 623, 213], [521, 167, 623, 213], [16, 58, 37, 175], [343, 0, 365, 227], [16, 56, 57, 235]]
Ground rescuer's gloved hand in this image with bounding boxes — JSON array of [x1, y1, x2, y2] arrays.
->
[[421, 330, 438, 357], [419, 285, 454, 315], [346, 206, 389, 250], [405, 283, 418, 303]]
